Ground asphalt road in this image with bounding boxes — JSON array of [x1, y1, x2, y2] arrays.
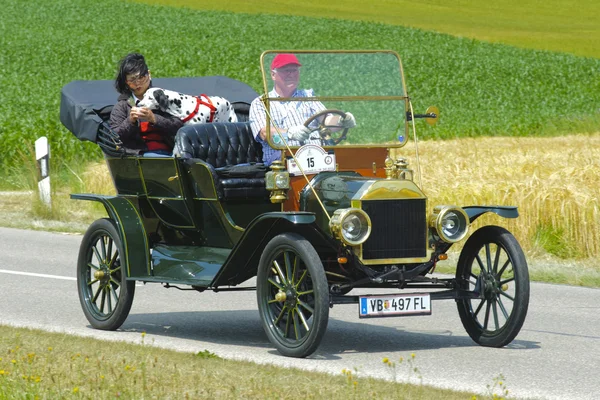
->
[[0, 227, 598, 399]]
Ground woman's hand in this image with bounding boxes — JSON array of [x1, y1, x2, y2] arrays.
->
[[130, 107, 157, 124]]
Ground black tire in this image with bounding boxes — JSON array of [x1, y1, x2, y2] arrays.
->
[[77, 218, 135, 330], [257, 233, 329, 358], [456, 225, 529, 347]]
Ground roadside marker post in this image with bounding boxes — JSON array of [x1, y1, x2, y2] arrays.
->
[[35, 137, 51, 207]]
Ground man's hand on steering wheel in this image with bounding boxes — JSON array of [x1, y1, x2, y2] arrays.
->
[[339, 112, 356, 129], [304, 109, 355, 145]]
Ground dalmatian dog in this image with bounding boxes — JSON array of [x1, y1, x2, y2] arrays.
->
[[136, 87, 238, 125]]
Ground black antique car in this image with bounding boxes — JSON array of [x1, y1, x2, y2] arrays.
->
[[60, 50, 529, 358]]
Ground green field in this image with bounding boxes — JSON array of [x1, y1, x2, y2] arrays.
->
[[136, 0, 600, 59], [1, 0, 599, 174]]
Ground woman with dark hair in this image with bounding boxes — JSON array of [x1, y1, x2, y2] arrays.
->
[[109, 53, 183, 156]]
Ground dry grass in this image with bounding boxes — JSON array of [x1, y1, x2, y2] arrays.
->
[[0, 325, 483, 399], [409, 133, 600, 260]]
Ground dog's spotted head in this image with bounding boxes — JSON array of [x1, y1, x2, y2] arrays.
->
[[136, 88, 172, 112]]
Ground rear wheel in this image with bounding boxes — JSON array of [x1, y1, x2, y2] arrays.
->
[[456, 225, 529, 347], [77, 218, 135, 330], [257, 233, 329, 358]]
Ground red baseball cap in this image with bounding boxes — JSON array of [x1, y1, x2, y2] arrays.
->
[[271, 54, 302, 70]]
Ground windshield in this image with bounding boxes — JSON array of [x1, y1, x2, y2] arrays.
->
[[258, 50, 409, 149]]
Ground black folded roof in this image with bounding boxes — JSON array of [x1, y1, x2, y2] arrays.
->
[[60, 76, 259, 142]]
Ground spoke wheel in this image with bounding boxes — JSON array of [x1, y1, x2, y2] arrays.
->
[[257, 233, 329, 358], [456, 225, 529, 347], [77, 218, 135, 330]]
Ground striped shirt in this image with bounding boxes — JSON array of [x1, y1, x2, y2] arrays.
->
[[249, 88, 326, 165]]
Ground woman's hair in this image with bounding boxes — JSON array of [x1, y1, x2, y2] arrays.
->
[[114, 53, 149, 94]]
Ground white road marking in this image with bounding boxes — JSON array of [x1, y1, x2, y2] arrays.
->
[[0, 269, 76, 281], [0, 269, 144, 286]]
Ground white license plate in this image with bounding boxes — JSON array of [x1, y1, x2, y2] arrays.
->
[[359, 293, 431, 318]]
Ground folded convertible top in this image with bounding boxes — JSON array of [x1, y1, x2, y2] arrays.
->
[[60, 76, 259, 143]]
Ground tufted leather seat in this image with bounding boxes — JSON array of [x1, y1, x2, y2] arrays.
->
[[175, 123, 268, 200]]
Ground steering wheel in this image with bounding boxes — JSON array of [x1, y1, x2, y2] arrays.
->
[[303, 109, 350, 145]]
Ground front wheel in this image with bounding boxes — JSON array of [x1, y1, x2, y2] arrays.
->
[[257, 233, 329, 358], [77, 218, 135, 330], [456, 225, 529, 347]]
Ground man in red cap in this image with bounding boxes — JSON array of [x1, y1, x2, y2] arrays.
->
[[249, 53, 356, 165]]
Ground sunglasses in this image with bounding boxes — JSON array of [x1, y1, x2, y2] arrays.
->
[[274, 67, 300, 75], [126, 72, 149, 85]]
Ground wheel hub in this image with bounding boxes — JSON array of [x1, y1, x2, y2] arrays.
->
[[483, 274, 500, 300]]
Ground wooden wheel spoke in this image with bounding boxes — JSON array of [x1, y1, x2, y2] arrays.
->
[[484, 244, 493, 274], [497, 296, 510, 320], [100, 237, 107, 262], [295, 270, 308, 288], [88, 262, 100, 271], [87, 278, 99, 286], [284, 309, 292, 338], [106, 287, 113, 314], [475, 254, 485, 272], [296, 308, 310, 331], [108, 252, 119, 270], [107, 239, 113, 262], [298, 300, 314, 314], [292, 310, 300, 340], [274, 305, 287, 325], [473, 298, 486, 318], [500, 276, 515, 286], [91, 284, 102, 304], [492, 299, 500, 330], [483, 301, 492, 330], [99, 288, 106, 313], [499, 290, 515, 302], [493, 245, 501, 275], [497, 259, 511, 278], [272, 260, 287, 285], [92, 245, 103, 265], [291, 256, 298, 287], [284, 252, 293, 285], [297, 289, 313, 297], [268, 278, 284, 291]]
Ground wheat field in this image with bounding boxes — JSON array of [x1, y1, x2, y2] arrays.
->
[[412, 133, 600, 259]]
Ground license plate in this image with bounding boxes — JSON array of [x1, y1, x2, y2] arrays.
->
[[359, 293, 431, 318]]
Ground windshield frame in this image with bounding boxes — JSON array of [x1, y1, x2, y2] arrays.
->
[[258, 50, 411, 150]]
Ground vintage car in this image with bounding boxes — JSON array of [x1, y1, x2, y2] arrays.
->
[[60, 50, 529, 358]]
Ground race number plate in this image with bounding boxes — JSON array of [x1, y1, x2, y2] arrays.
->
[[359, 293, 431, 318], [287, 144, 336, 176]]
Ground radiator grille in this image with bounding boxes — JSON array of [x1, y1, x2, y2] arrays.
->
[[361, 199, 427, 260]]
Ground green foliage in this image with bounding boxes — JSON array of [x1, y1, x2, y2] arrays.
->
[[534, 223, 579, 259], [1, 0, 600, 171]]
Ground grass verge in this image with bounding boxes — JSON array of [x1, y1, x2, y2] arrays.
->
[[0, 325, 487, 399]]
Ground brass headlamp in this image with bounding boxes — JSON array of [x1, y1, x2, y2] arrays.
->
[[265, 160, 290, 203]]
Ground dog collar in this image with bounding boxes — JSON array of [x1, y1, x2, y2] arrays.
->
[[182, 94, 217, 123]]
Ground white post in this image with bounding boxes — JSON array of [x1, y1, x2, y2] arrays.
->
[[35, 137, 51, 207]]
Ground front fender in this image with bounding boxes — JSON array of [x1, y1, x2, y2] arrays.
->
[[464, 206, 519, 223], [71, 194, 150, 278], [211, 212, 337, 287]]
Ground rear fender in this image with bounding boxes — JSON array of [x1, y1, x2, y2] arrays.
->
[[211, 212, 337, 287], [464, 206, 519, 223], [71, 194, 150, 278]]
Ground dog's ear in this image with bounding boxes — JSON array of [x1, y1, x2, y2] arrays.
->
[[153, 89, 169, 111]]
